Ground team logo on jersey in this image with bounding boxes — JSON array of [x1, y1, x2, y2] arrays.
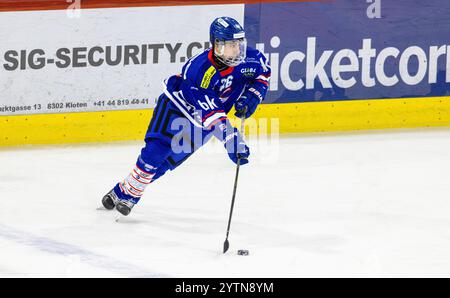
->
[[240, 67, 257, 78], [201, 66, 216, 89]]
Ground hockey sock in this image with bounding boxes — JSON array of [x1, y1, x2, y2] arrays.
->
[[116, 156, 158, 204]]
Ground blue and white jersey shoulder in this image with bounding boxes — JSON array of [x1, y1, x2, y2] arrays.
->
[[163, 47, 271, 129]]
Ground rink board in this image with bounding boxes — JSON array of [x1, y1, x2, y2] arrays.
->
[[1, 0, 450, 146], [2, 96, 450, 146]]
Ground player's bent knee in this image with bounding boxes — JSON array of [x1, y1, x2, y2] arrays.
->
[[139, 137, 172, 168]]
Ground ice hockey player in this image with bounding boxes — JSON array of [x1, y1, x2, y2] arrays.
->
[[102, 16, 271, 216]]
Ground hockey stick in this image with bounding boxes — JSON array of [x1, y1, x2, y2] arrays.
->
[[223, 110, 247, 254]]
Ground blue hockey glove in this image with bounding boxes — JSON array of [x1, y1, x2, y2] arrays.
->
[[234, 88, 262, 119], [223, 127, 250, 165]]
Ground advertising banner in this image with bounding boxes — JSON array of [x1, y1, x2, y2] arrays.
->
[[244, 0, 450, 103], [0, 5, 244, 115], [1, 1, 449, 116]]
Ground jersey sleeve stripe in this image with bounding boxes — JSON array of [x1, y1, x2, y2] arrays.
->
[[203, 112, 227, 128], [206, 116, 228, 130], [257, 74, 271, 80], [256, 79, 269, 86], [202, 109, 225, 121]]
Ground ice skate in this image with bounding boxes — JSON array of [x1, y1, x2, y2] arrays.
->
[[101, 188, 119, 210], [115, 199, 135, 216]]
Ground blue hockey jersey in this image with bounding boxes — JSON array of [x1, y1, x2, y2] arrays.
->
[[163, 47, 271, 130]]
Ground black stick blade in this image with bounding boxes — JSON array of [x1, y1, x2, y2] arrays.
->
[[223, 239, 230, 253]]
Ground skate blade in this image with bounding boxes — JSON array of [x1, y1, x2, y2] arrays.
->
[[114, 212, 122, 222], [97, 205, 117, 212]]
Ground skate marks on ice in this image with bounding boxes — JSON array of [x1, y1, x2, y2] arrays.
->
[[0, 223, 167, 277]]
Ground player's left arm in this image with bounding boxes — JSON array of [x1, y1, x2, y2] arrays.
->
[[235, 51, 271, 119]]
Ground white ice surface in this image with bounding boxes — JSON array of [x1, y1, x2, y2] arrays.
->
[[2, 128, 450, 277]]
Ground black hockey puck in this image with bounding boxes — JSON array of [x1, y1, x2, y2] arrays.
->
[[237, 250, 249, 256]]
